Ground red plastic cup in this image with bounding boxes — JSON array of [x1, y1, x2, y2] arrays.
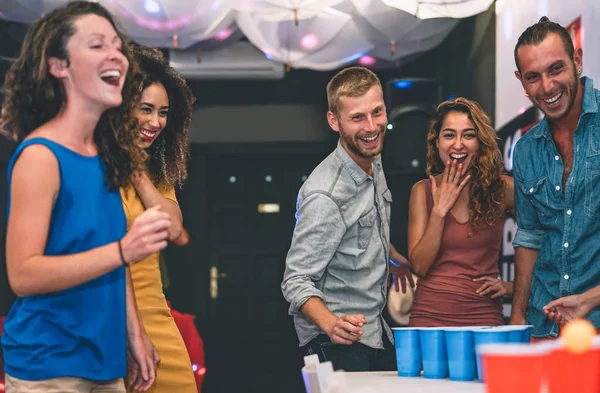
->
[[546, 338, 600, 393], [477, 343, 550, 393]]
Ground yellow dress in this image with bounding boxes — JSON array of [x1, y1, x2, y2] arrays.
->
[[121, 186, 197, 393]]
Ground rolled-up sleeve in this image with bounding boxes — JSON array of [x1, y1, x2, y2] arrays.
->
[[512, 145, 546, 250], [281, 191, 346, 313]]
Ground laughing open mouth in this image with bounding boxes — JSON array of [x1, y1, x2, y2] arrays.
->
[[360, 133, 380, 144], [100, 70, 121, 87], [543, 92, 563, 106], [140, 129, 158, 141], [449, 153, 468, 163]]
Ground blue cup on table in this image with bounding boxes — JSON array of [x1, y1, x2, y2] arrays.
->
[[419, 328, 448, 379], [473, 327, 510, 382], [506, 325, 533, 343], [392, 328, 422, 377], [443, 327, 477, 381]]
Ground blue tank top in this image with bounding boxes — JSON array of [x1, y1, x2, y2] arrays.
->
[[2, 138, 127, 381]]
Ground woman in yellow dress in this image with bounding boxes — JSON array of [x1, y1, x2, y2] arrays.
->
[[122, 45, 196, 393]]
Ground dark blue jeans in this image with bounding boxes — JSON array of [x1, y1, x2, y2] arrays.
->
[[303, 334, 396, 372]]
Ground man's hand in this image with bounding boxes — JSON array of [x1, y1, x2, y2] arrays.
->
[[543, 294, 593, 326], [327, 314, 366, 345], [388, 255, 415, 294]]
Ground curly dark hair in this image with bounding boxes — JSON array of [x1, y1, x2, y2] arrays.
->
[[0, 1, 145, 189], [129, 45, 194, 189], [426, 98, 506, 230]]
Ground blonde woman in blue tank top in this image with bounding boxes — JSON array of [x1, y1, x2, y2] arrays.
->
[[0, 2, 170, 392]]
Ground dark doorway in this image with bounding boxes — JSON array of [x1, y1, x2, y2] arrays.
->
[[171, 142, 336, 393]]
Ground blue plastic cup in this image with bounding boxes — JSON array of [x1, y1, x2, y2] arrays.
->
[[473, 327, 510, 382], [392, 328, 422, 377], [443, 327, 476, 381], [502, 325, 533, 343], [419, 328, 448, 379]]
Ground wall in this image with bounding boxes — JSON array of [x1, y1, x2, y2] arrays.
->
[[189, 104, 332, 143], [495, 0, 600, 129]]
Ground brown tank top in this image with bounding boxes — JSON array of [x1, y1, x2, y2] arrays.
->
[[408, 179, 504, 327]]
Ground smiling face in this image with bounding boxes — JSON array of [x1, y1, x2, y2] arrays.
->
[[327, 84, 387, 169], [437, 111, 480, 177], [135, 82, 169, 148], [515, 32, 582, 121], [55, 13, 128, 110]]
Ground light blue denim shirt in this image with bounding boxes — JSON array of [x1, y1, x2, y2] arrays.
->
[[513, 77, 600, 337], [281, 140, 393, 348]]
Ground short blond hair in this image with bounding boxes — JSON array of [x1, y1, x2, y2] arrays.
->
[[326, 66, 382, 114]]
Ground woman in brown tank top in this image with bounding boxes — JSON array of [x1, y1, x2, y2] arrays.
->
[[407, 98, 516, 327]]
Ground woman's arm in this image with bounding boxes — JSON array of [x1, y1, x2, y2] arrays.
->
[[132, 171, 183, 241], [503, 175, 516, 217], [408, 161, 471, 277], [407, 180, 446, 277], [6, 145, 171, 297]]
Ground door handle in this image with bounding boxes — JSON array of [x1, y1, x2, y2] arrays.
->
[[210, 266, 228, 299]]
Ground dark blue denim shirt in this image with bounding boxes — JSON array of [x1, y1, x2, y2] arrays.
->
[[513, 77, 600, 337]]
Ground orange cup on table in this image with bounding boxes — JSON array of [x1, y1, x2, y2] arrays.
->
[[477, 343, 550, 393]]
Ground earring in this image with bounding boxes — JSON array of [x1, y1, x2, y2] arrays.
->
[[578, 68, 582, 74], [524, 91, 529, 98]]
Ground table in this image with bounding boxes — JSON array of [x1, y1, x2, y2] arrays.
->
[[344, 372, 486, 392]]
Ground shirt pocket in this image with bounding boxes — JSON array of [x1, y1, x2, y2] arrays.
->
[[521, 177, 553, 218], [357, 207, 377, 249]]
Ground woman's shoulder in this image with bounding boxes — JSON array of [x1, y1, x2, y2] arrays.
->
[[411, 178, 429, 194]]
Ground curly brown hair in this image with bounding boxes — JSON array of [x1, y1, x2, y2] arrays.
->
[[0, 1, 145, 189], [128, 45, 194, 190], [426, 98, 506, 230]]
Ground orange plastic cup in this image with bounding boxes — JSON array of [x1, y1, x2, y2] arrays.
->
[[546, 340, 600, 393], [477, 343, 550, 393]]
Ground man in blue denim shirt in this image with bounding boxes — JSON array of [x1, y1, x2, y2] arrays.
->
[[510, 17, 600, 337], [281, 67, 412, 371]]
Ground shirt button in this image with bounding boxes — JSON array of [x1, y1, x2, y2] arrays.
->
[[529, 187, 534, 193], [566, 209, 572, 215], [555, 185, 561, 191], [564, 242, 569, 248], [564, 274, 569, 280], [555, 156, 559, 160]]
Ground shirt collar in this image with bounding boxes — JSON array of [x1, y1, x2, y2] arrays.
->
[[335, 139, 376, 185]]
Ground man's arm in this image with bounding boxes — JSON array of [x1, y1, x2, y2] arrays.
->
[[300, 298, 365, 345], [543, 284, 600, 325], [510, 246, 539, 324], [510, 147, 546, 324], [281, 192, 364, 344]]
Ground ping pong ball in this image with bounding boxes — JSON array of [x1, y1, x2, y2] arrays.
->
[[561, 319, 595, 354]]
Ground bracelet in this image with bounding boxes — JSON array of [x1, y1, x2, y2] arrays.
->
[[389, 259, 401, 267], [118, 239, 128, 266]]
